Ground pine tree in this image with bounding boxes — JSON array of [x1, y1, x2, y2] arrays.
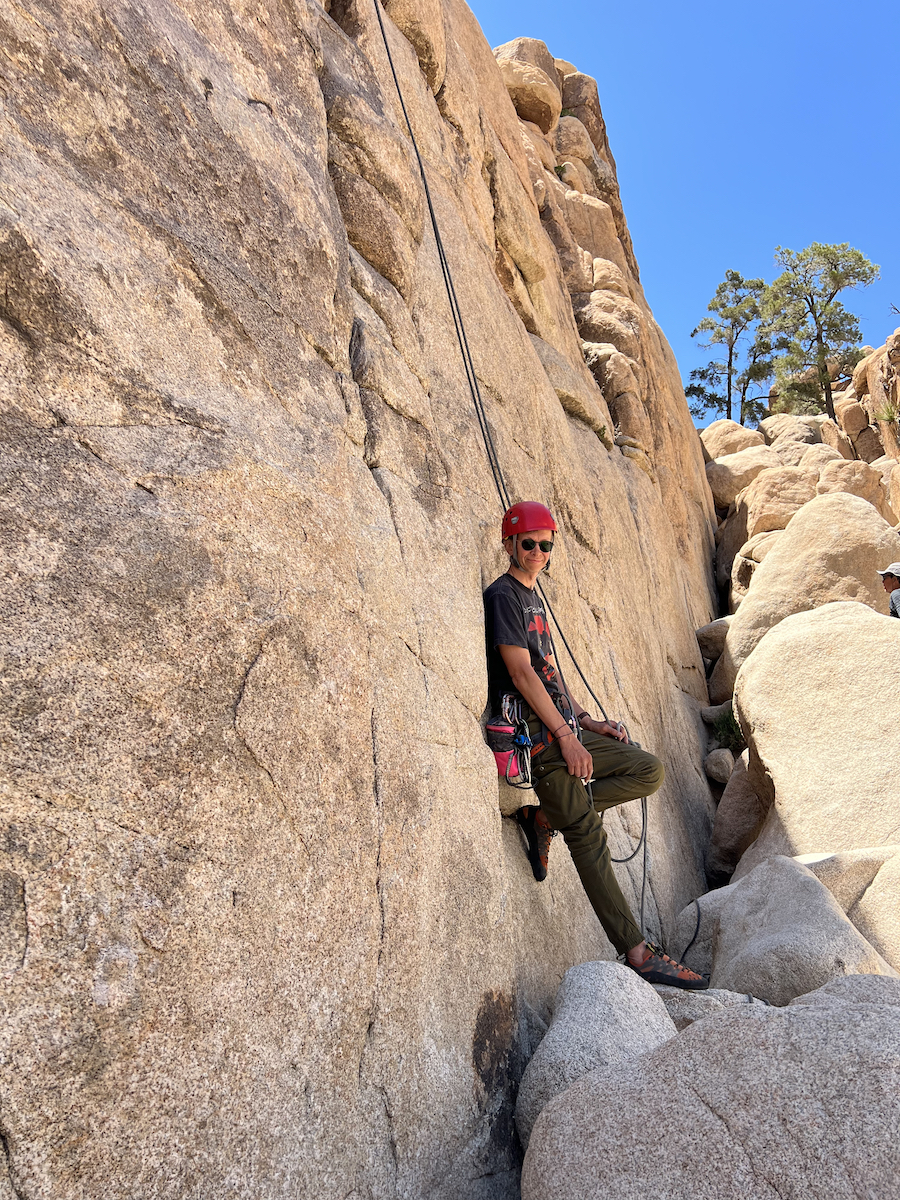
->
[[762, 243, 879, 420], [689, 271, 766, 423]]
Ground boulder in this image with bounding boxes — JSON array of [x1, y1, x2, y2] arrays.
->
[[769, 435, 818, 467], [713, 467, 816, 596], [834, 396, 870, 438], [709, 494, 900, 702], [798, 845, 899, 912], [674, 889, 731, 979], [847, 853, 900, 973], [816, 458, 895, 521], [651, 984, 768, 1031], [788, 973, 900, 1008], [514, 962, 675, 1148], [522, 999, 900, 1200], [571, 290, 642, 359], [704, 444, 780, 508], [758, 413, 819, 444], [700, 698, 732, 725], [710, 856, 897, 1006], [495, 53, 562, 134], [819, 417, 855, 459], [493, 36, 558, 82], [740, 465, 817, 538], [694, 615, 731, 660], [733, 603, 900, 875], [729, 529, 782, 606], [797, 442, 843, 473], [703, 748, 734, 784], [855, 424, 887, 463], [705, 750, 767, 880], [699, 419, 765, 461]]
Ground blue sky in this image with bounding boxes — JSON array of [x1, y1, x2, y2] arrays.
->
[[469, 0, 898, 416]]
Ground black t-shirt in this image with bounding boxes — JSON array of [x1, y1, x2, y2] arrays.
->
[[483, 573, 564, 712]]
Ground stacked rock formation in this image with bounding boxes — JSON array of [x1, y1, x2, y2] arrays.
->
[[0, 2, 724, 1197], [686, 399, 900, 1037]]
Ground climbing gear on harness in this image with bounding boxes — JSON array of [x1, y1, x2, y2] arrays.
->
[[501, 501, 557, 539], [372, 0, 652, 934], [625, 942, 709, 991], [485, 694, 534, 788], [516, 805, 556, 882]]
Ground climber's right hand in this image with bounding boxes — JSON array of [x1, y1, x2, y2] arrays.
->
[[559, 733, 593, 780]]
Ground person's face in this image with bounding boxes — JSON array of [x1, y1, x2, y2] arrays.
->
[[505, 528, 555, 570], [883, 575, 900, 593]]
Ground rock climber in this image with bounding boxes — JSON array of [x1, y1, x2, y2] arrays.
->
[[483, 500, 708, 990], [877, 562, 900, 618]]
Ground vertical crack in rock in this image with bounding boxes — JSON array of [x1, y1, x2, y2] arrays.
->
[[232, 632, 297, 833], [0, 1126, 23, 1200]]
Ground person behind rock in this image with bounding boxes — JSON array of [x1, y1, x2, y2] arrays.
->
[[877, 562, 900, 618], [483, 501, 708, 991]]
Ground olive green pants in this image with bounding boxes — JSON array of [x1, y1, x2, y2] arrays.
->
[[530, 725, 664, 955]]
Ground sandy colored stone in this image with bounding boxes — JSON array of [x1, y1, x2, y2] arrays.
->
[[758, 413, 820, 445], [571, 290, 642, 360], [797, 442, 843, 473], [711, 857, 897, 1005], [709, 494, 899, 702], [384, 0, 447, 92], [854, 424, 886, 462], [729, 530, 783, 606], [704, 748, 734, 784], [733, 604, 900, 887], [819, 417, 855, 459], [699, 419, 765, 461], [798, 846, 900, 912], [706, 751, 768, 880], [816, 457, 895, 521], [769, 434, 819, 467], [847, 854, 900, 973], [494, 36, 558, 83], [700, 698, 732, 724], [834, 396, 871, 438], [495, 53, 561, 134], [528, 334, 611, 439], [704, 444, 780, 508], [741, 465, 817, 538], [694, 616, 731, 660], [514, 962, 675, 1148], [522, 1000, 900, 1200]]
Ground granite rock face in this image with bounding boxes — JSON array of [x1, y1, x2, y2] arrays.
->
[[0, 3, 716, 1196]]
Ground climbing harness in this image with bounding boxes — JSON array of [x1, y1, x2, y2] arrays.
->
[[371, 1, 650, 934]]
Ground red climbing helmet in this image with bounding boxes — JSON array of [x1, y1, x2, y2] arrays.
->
[[501, 501, 558, 540]]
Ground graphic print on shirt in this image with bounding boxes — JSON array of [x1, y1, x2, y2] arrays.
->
[[527, 613, 558, 687]]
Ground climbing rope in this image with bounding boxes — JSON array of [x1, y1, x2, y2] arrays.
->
[[370, 1, 650, 931]]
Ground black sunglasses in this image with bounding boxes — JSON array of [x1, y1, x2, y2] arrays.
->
[[519, 537, 553, 553]]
